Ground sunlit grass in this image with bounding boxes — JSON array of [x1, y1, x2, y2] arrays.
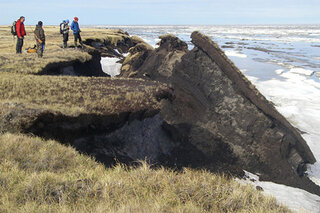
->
[[0, 133, 291, 213], [0, 72, 168, 115], [0, 26, 131, 74]]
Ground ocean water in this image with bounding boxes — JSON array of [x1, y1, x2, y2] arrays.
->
[[99, 25, 320, 211], [102, 25, 320, 80]]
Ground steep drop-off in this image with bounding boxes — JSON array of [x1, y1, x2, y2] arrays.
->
[[120, 31, 319, 195], [1, 27, 318, 195]]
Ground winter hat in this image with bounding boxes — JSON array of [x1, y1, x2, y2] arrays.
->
[[74, 17, 79, 21], [38, 21, 43, 26]]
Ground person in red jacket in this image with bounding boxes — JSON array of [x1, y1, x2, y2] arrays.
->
[[16, 16, 26, 54]]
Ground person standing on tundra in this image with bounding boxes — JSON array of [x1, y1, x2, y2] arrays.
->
[[34, 21, 45, 58], [60, 19, 70, 48], [71, 17, 83, 48], [16, 16, 26, 53]]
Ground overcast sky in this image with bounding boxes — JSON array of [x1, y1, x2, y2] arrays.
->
[[1, 0, 319, 25]]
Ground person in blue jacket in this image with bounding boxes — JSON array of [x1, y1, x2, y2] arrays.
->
[[71, 17, 83, 48]]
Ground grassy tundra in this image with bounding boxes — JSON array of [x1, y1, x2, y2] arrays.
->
[[0, 25, 130, 74], [0, 133, 290, 213], [0, 25, 291, 212]]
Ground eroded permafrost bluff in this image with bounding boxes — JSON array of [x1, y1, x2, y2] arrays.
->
[[0, 26, 318, 196], [118, 31, 320, 195]]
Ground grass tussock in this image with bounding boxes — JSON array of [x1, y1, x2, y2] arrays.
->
[[0, 133, 290, 213], [0, 72, 168, 115], [0, 26, 129, 74]]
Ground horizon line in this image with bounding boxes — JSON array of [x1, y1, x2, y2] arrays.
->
[[1, 23, 320, 27]]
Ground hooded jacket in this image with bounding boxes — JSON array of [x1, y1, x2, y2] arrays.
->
[[71, 21, 80, 34], [16, 19, 26, 38], [34, 25, 45, 44]]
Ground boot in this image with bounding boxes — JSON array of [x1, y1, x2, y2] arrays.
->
[[74, 41, 78, 49], [63, 42, 67, 49]]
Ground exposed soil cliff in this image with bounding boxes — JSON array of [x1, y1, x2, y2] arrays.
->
[[119, 31, 319, 195], [1, 27, 318, 195], [0, 77, 173, 143]]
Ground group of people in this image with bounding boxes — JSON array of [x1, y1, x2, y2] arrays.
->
[[60, 17, 84, 49], [14, 16, 84, 58]]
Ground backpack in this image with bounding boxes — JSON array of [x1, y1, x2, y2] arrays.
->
[[60, 23, 64, 34], [11, 21, 17, 36]]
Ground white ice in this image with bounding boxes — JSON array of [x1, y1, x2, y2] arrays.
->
[[288, 68, 315, 76], [245, 70, 320, 212], [275, 69, 285, 75], [100, 57, 122, 77], [225, 50, 247, 58], [238, 171, 320, 212]]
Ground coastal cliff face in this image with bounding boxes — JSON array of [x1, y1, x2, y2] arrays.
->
[[0, 27, 318, 195], [119, 31, 319, 195]]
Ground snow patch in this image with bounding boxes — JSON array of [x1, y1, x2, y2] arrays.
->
[[123, 52, 130, 57], [288, 68, 315, 76], [275, 69, 285, 75], [114, 49, 121, 55], [100, 57, 122, 77], [225, 50, 247, 58], [248, 70, 320, 190], [238, 171, 320, 212]]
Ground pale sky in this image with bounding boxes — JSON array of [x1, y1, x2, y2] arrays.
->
[[0, 0, 319, 25]]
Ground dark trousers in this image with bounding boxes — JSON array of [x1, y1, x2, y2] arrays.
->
[[36, 42, 44, 58], [16, 37, 24, 53], [63, 33, 69, 48], [73, 33, 83, 46]]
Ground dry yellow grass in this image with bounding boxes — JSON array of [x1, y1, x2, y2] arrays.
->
[[0, 25, 130, 74], [0, 25, 129, 53], [0, 133, 291, 213], [0, 25, 292, 212], [0, 72, 169, 115]]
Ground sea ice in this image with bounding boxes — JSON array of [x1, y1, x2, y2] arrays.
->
[[275, 69, 285, 75], [238, 171, 320, 212], [288, 68, 315, 76], [242, 68, 320, 212], [225, 50, 247, 58]]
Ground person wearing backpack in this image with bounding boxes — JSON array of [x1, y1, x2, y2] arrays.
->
[[11, 21, 17, 36], [34, 21, 45, 58], [71, 17, 83, 48], [60, 20, 70, 48], [16, 16, 26, 54]]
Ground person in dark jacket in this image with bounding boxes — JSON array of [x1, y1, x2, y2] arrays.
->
[[61, 19, 70, 48], [34, 21, 45, 58], [70, 17, 83, 48], [16, 16, 26, 54]]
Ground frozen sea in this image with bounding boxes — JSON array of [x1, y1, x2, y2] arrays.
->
[[99, 25, 320, 212]]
